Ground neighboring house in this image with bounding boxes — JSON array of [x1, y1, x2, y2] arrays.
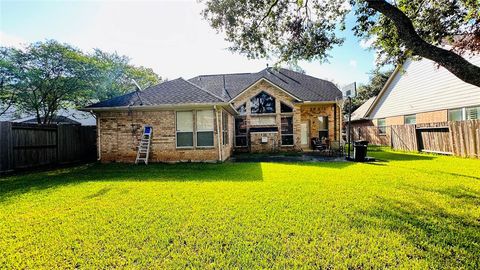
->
[[350, 54, 480, 137], [84, 68, 343, 163], [1, 108, 96, 126]]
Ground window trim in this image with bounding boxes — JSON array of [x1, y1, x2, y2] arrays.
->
[[281, 116, 294, 146], [234, 117, 248, 148], [195, 109, 215, 148], [377, 118, 387, 135], [448, 107, 464, 121], [465, 106, 480, 120], [404, 114, 416, 125], [175, 110, 194, 149]]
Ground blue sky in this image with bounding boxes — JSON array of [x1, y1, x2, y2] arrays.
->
[[0, 0, 377, 86]]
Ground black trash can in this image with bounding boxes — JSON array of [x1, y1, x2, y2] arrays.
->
[[353, 140, 369, 162]]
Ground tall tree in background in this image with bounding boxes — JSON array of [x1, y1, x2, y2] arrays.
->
[[0, 40, 161, 124], [0, 41, 92, 124], [202, 0, 480, 87], [89, 50, 161, 101]]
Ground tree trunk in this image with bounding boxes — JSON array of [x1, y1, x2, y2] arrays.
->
[[365, 0, 480, 88]]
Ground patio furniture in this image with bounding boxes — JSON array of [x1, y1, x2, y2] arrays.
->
[[311, 137, 323, 151]]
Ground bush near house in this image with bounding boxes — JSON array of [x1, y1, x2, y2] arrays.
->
[[0, 148, 479, 269]]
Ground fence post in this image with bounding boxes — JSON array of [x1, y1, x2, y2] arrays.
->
[[0, 122, 14, 172]]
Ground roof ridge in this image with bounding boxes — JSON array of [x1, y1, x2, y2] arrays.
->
[[192, 72, 253, 78], [182, 77, 226, 102]]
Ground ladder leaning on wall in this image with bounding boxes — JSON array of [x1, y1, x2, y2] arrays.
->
[[135, 125, 153, 165]]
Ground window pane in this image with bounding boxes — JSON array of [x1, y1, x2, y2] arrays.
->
[[251, 116, 276, 126], [318, 116, 328, 130], [377, 118, 386, 134], [377, 118, 386, 127], [251, 91, 276, 113], [237, 103, 247, 116], [235, 118, 247, 135], [196, 110, 214, 131], [177, 132, 193, 147], [281, 135, 294, 145], [222, 113, 228, 145], [281, 116, 293, 134], [281, 102, 293, 113], [466, 106, 480, 120], [448, 109, 463, 121], [177, 111, 193, 132], [405, 114, 416, 124], [197, 131, 214, 147]]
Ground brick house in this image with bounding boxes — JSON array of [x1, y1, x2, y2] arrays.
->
[[85, 68, 343, 163]]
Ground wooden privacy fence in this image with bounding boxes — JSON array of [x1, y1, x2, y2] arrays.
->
[[353, 120, 480, 158], [0, 122, 96, 173]]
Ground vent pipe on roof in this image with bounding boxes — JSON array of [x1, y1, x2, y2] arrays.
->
[[131, 79, 144, 106]]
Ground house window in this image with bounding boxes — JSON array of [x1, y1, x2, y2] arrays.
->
[[448, 108, 464, 121], [466, 106, 480, 120], [377, 118, 387, 135], [235, 117, 247, 147], [318, 116, 328, 139], [176, 111, 194, 147], [237, 103, 246, 116], [196, 110, 214, 147], [280, 102, 293, 113], [404, 114, 416, 124], [251, 91, 275, 114], [222, 112, 229, 145], [281, 116, 294, 146]]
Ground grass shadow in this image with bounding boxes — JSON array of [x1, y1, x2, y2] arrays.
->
[[350, 194, 480, 268], [0, 162, 264, 201], [367, 148, 436, 162]]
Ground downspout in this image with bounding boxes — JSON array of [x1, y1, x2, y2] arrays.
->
[[93, 111, 101, 161], [214, 105, 222, 162]]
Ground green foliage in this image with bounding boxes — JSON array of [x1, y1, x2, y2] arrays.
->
[[354, 0, 480, 65], [89, 49, 161, 101], [203, 0, 479, 66], [0, 40, 161, 123], [1, 148, 479, 268]]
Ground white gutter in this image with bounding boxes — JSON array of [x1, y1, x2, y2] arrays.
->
[[214, 105, 222, 162], [94, 111, 101, 161], [80, 102, 233, 112]]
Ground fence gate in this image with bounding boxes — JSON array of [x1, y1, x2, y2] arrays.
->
[[415, 125, 452, 155]]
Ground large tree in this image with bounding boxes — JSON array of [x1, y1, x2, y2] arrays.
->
[[0, 40, 161, 124], [89, 49, 161, 101], [202, 0, 480, 87]]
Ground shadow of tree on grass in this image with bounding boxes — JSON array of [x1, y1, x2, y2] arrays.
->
[[0, 162, 264, 201], [350, 188, 480, 269]]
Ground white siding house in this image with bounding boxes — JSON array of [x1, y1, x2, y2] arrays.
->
[[367, 54, 480, 123]]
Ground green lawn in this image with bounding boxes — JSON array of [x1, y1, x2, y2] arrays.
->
[[1, 148, 479, 269]]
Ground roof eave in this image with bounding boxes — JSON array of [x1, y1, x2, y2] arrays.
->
[[81, 102, 234, 112]]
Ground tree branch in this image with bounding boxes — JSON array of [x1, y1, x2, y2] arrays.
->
[[366, 0, 480, 87]]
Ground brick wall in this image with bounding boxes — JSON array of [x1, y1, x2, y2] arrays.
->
[[96, 108, 233, 163], [232, 79, 341, 151], [417, 110, 447, 124]]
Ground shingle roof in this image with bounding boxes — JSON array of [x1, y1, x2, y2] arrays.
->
[[86, 68, 342, 109], [86, 78, 225, 108], [351, 96, 376, 121], [188, 68, 342, 102]]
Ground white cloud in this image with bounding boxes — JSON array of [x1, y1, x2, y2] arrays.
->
[[0, 32, 26, 48], [359, 37, 376, 49], [349, 59, 357, 68]]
